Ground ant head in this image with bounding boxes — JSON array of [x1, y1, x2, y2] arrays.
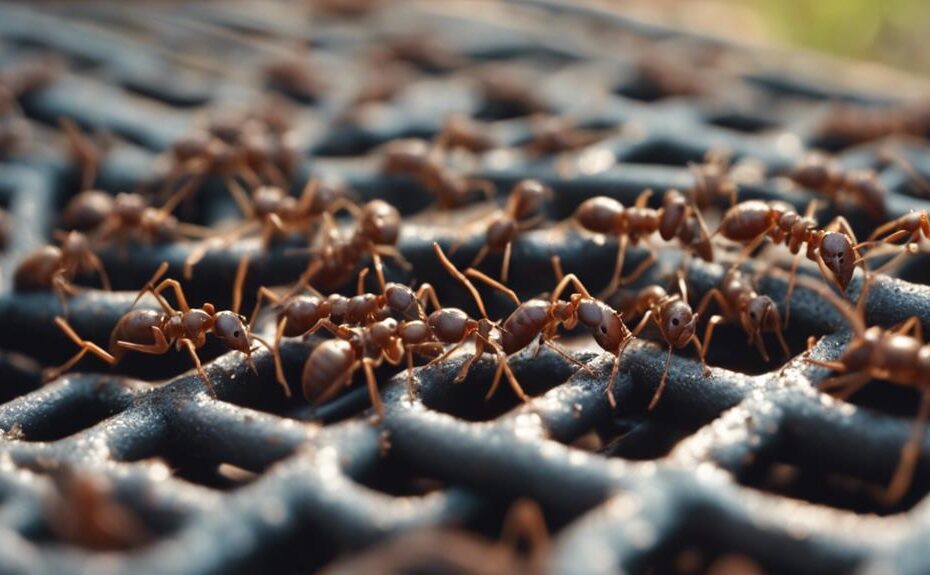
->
[[664, 300, 696, 348], [575, 197, 624, 235], [428, 308, 470, 344], [61, 190, 114, 232], [172, 130, 210, 162], [369, 318, 399, 347], [60, 231, 91, 260], [820, 232, 855, 291], [382, 138, 430, 172], [327, 294, 350, 323], [212, 311, 251, 354], [282, 295, 329, 335], [486, 216, 518, 249], [576, 298, 625, 352], [385, 283, 421, 320], [360, 200, 401, 246], [743, 296, 779, 335], [142, 210, 179, 242], [511, 179, 551, 218]]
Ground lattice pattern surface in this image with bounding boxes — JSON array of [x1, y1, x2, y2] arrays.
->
[[1, 2, 930, 574]]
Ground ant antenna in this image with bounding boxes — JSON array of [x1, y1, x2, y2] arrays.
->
[[433, 242, 490, 319]]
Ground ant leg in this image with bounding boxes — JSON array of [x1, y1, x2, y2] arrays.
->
[[133, 262, 170, 307], [550, 253, 565, 283], [486, 342, 527, 401], [701, 315, 726, 364], [271, 317, 290, 396], [232, 254, 250, 316], [820, 370, 871, 397], [454, 349, 481, 384], [52, 275, 77, 316], [362, 357, 385, 419], [180, 338, 215, 397], [374, 245, 413, 270], [893, 316, 923, 339], [783, 248, 805, 327], [405, 350, 415, 400], [647, 345, 673, 411], [886, 390, 930, 504], [249, 286, 282, 328], [541, 340, 594, 375], [689, 335, 711, 376], [369, 252, 386, 293], [501, 241, 513, 284], [46, 317, 118, 380], [728, 231, 770, 274], [695, 288, 727, 320], [867, 215, 910, 243], [85, 252, 111, 291], [599, 234, 628, 299], [804, 354, 848, 372], [434, 242, 490, 319], [635, 188, 654, 208], [116, 327, 170, 355], [296, 178, 318, 214], [465, 268, 520, 306], [151, 279, 191, 313], [619, 244, 657, 287], [415, 283, 442, 315], [606, 336, 633, 408], [550, 269, 593, 302], [631, 310, 654, 337], [225, 177, 255, 219], [427, 338, 469, 367], [357, 267, 370, 296]]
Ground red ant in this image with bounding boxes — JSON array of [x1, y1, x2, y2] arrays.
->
[[792, 270, 930, 503], [572, 188, 713, 297], [619, 275, 709, 409], [716, 199, 863, 325], [695, 269, 790, 364], [14, 231, 111, 313], [46, 259, 273, 396], [454, 179, 551, 283], [788, 152, 887, 221], [250, 266, 440, 397], [380, 138, 495, 209]]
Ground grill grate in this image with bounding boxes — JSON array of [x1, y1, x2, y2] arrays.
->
[[1, 2, 930, 574]]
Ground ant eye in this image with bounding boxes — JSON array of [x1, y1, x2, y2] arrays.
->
[[600, 326, 608, 334], [671, 318, 679, 326], [233, 330, 241, 337]]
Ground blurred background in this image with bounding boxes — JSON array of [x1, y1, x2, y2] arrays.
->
[[617, 0, 930, 75]]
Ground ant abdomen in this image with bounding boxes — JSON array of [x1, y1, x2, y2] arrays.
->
[[500, 299, 550, 354], [718, 200, 774, 241], [109, 309, 161, 358], [360, 200, 401, 246], [574, 197, 624, 235], [302, 339, 356, 401], [14, 247, 62, 291], [62, 191, 114, 232]]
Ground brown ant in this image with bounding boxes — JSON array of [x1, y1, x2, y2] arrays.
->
[[716, 199, 863, 325], [687, 150, 739, 208], [14, 231, 111, 313], [462, 248, 641, 407], [792, 271, 930, 503], [46, 259, 273, 396], [788, 151, 887, 221], [619, 275, 708, 410], [572, 188, 713, 297], [182, 178, 358, 279], [527, 115, 603, 155], [250, 266, 440, 397], [290, 198, 411, 293], [380, 138, 495, 209], [695, 269, 790, 364], [435, 114, 499, 153], [454, 179, 551, 283]]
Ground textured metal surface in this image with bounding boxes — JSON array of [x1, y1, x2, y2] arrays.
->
[[1, 2, 930, 574]]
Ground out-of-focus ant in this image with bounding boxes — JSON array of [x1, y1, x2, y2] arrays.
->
[[14, 231, 111, 313], [789, 151, 887, 221]]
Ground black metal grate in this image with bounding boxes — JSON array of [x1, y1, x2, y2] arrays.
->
[[1, 2, 930, 574]]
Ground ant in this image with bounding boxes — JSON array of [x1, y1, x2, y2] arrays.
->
[[695, 268, 791, 364], [619, 274, 709, 410], [182, 177, 358, 279], [687, 150, 739, 208], [59, 117, 112, 192], [454, 179, 551, 283], [380, 138, 495, 209], [572, 188, 713, 297], [715, 199, 862, 325], [434, 114, 499, 153], [527, 115, 604, 155], [14, 230, 111, 313], [792, 270, 930, 503], [788, 151, 887, 221], [46, 259, 273, 396], [462, 248, 640, 407], [250, 266, 440, 397], [290, 198, 411, 293], [299, 313, 444, 419]]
